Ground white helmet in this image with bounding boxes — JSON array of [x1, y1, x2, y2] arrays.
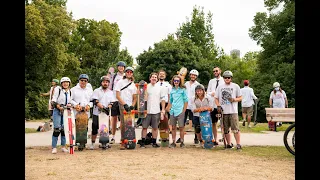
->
[[222, 70, 233, 77], [60, 77, 71, 84], [189, 69, 199, 76], [273, 82, 280, 88]]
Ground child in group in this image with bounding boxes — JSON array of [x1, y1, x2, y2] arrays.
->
[[190, 84, 214, 148]]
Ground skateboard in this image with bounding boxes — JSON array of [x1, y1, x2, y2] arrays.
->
[[135, 80, 147, 118], [63, 106, 76, 154], [217, 111, 227, 148], [107, 67, 115, 90], [98, 108, 111, 149], [177, 67, 188, 85], [159, 113, 169, 147], [75, 107, 88, 151], [199, 111, 215, 149], [253, 98, 259, 126], [121, 110, 137, 149]]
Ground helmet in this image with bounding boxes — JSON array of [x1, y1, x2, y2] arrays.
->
[[78, 74, 89, 81], [117, 61, 126, 67], [243, 80, 249, 86], [52, 79, 59, 84], [60, 77, 71, 84], [125, 66, 134, 72], [100, 76, 110, 82], [195, 84, 205, 91], [273, 82, 280, 88], [222, 70, 233, 77], [189, 69, 199, 76]]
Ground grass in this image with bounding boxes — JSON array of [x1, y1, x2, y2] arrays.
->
[[25, 128, 38, 133], [238, 121, 293, 133]]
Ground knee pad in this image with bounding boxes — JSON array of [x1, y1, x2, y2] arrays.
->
[[60, 128, 65, 136], [232, 129, 240, 134], [195, 125, 201, 133], [53, 128, 61, 137]]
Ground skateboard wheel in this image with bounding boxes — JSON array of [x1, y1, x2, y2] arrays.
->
[[132, 139, 136, 143], [124, 139, 128, 143]]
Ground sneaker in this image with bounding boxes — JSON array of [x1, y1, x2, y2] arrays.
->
[[89, 144, 94, 150], [52, 148, 57, 154], [140, 144, 146, 148], [120, 143, 125, 150], [254, 121, 258, 126], [61, 147, 68, 152], [180, 142, 185, 148], [225, 144, 234, 149], [176, 138, 181, 143], [248, 124, 252, 128], [242, 121, 245, 126], [152, 143, 160, 148], [213, 141, 219, 146], [194, 138, 199, 144], [110, 138, 115, 144], [169, 143, 176, 148], [236, 144, 242, 150]]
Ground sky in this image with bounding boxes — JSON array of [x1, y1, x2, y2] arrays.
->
[[66, 0, 268, 61]]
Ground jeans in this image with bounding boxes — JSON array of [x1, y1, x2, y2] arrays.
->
[[52, 108, 66, 148]]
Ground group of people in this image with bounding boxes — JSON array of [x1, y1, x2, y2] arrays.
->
[[41, 61, 288, 153]]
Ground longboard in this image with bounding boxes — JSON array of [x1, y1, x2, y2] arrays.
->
[[121, 110, 137, 149], [135, 80, 147, 118], [75, 107, 88, 151], [199, 111, 215, 149], [253, 98, 259, 126], [159, 113, 169, 147], [63, 106, 76, 154], [98, 108, 111, 149], [177, 67, 187, 85], [107, 67, 115, 90]]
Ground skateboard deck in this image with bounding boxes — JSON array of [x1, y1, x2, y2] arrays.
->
[[253, 98, 259, 126], [121, 110, 137, 149], [75, 107, 88, 151], [98, 108, 111, 149], [107, 67, 115, 90], [135, 80, 147, 118], [199, 111, 214, 149], [63, 107, 76, 154], [159, 113, 169, 147], [217, 111, 227, 148], [177, 67, 187, 85]]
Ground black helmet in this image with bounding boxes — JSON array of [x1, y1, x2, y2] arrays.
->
[[195, 84, 205, 91], [117, 61, 126, 67]]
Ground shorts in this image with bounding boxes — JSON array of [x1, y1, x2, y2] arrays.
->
[[192, 116, 200, 126], [143, 113, 160, 129], [111, 101, 120, 116], [222, 114, 239, 133], [170, 113, 185, 127], [92, 115, 99, 135], [242, 106, 254, 116], [184, 109, 193, 123], [210, 108, 219, 123]]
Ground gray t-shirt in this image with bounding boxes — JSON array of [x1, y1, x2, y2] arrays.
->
[[214, 82, 241, 114], [269, 90, 287, 108]]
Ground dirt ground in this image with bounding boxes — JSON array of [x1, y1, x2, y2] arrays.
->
[[25, 145, 295, 180]]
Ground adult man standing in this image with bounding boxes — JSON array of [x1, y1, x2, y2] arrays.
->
[[70, 74, 93, 149], [177, 69, 200, 144], [109, 61, 126, 144], [140, 72, 166, 148], [40, 79, 60, 121], [207, 66, 224, 146], [215, 70, 243, 150], [240, 80, 258, 128], [115, 66, 138, 150]]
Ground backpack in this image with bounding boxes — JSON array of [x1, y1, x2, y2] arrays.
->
[[137, 132, 153, 145]]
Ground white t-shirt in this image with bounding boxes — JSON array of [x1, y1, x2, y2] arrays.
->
[[184, 80, 200, 109], [146, 83, 166, 114], [70, 85, 94, 117], [115, 78, 137, 106], [111, 72, 125, 100], [270, 90, 287, 108], [207, 76, 224, 109], [155, 81, 172, 103], [91, 87, 115, 116], [240, 86, 257, 107], [214, 82, 242, 114]]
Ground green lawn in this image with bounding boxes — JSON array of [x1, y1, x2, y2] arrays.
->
[[25, 128, 39, 133], [238, 121, 293, 133]]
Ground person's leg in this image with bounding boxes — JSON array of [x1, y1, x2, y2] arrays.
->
[[141, 114, 151, 148], [90, 115, 99, 149], [151, 113, 160, 147], [223, 114, 232, 147], [110, 102, 120, 143], [230, 113, 241, 149], [51, 109, 61, 153], [178, 113, 185, 148], [118, 104, 125, 150], [169, 116, 177, 148], [247, 106, 254, 127]]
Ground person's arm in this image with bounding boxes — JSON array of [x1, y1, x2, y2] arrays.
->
[[207, 80, 214, 97], [166, 92, 173, 112], [283, 91, 288, 108], [251, 89, 258, 100], [116, 91, 125, 105], [269, 91, 273, 107], [132, 87, 138, 108], [40, 91, 50, 97]]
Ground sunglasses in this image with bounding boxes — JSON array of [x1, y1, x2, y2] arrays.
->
[[126, 71, 133, 74], [173, 80, 180, 82], [80, 79, 88, 82], [224, 77, 231, 79], [213, 70, 219, 72]]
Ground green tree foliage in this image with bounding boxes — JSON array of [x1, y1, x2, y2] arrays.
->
[[249, 0, 295, 121]]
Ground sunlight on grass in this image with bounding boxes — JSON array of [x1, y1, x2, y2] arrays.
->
[[25, 128, 38, 133]]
